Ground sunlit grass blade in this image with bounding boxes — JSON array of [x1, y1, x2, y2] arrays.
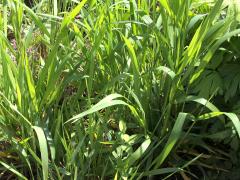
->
[[60, 0, 87, 30], [33, 126, 49, 180], [66, 94, 129, 124], [14, 0, 50, 37], [127, 137, 151, 166], [198, 112, 240, 138], [153, 113, 188, 168]]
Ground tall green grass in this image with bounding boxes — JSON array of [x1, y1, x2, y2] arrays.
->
[[0, 0, 240, 179]]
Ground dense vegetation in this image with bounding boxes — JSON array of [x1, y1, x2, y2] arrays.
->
[[0, 0, 240, 179]]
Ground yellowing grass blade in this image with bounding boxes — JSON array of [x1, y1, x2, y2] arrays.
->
[[159, 0, 173, 16], [60, 0, 87, 30], [122, 35, 140, 75]]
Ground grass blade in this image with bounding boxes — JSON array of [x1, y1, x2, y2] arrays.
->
[[33, 126, 49, 180], [66, 94, 129, 123], [0, 161, 28, 180], [153, 113, 188, 168]]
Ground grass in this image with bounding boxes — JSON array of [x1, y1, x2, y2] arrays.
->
[[0, 0, 240, 179]]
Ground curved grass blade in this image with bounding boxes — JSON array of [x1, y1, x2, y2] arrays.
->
[[153, 113, 188, 168], [198, 112, 240, 137], [32, 126, 49, 180], [0, 92, 32, 126], [187, 14, 207, 32], [60, 0, 87, 30], [179, 96, 225, 122], [156, 66, 176, 79], [127, 137, 151, 167], [183, 96, 220, 112], [66, 94, 128, 124]]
